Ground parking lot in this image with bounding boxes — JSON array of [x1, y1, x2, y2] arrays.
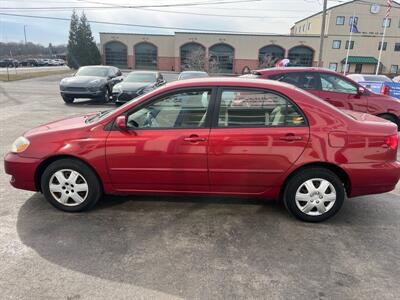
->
[[0, 74, 400, 299]]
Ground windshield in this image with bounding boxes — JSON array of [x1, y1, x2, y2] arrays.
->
[[76, 67, 109, 77], [363, 75, 392, 82], [126, 73, 157, 82], [179, 72, 208, 80]]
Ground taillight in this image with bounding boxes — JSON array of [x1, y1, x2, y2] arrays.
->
[[381, 85, 390, 95], [385, 134, 398, 150]]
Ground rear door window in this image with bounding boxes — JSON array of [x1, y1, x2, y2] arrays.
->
[[319, 73, 358, 94], [269, 72, 320, 90], [216, 88, 306, 127]]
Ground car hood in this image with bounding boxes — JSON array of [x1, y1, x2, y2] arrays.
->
[[115, 82, 154, 92], [61, 76, 106, 86], [23, 112, 98, 137]]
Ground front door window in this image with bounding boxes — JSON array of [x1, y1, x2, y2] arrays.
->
[[127, 89, 211, 129]]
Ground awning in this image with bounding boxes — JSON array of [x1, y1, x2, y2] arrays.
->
[[341, 56, 378, 64]]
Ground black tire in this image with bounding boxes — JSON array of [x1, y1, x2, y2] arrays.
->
[[97, 87, 110, 103], [283, 167, 345, 222], [62, 95, 74, 104], [378, 114, 399, 129], [41, 158, 102, 212]]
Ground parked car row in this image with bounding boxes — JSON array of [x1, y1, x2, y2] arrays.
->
[[0, 58, 65, 67], [59, 66, 209, 105]]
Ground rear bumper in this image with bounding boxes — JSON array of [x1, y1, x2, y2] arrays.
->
[[344, 161, 400, 197], [4, 152, 41, 192]]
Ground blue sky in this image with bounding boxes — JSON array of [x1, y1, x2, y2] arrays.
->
[[0, 0, 348, 45]]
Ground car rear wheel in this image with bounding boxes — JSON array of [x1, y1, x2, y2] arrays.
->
[[62, 96, 74, 104], [283, 167, 345, 222], [41, 159, 102, 212]]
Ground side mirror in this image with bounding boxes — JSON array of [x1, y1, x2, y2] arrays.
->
[[116, 115, 127, 131]]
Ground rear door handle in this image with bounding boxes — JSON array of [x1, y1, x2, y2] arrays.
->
[[184, 135, 207, 142], [279, 134, 303, 142]]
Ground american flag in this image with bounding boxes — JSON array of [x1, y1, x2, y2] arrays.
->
[[386, 0, 393, 18]]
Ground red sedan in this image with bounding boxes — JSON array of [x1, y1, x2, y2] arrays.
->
[[244, 67, 400, 126], [4, 78, 400, 222]]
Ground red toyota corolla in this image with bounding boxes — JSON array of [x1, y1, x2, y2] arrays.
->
[[4, 78, 400, 222]]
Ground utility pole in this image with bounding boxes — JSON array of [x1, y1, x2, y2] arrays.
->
[[23, 25, 27, 44], [318, 0, 328, 67]]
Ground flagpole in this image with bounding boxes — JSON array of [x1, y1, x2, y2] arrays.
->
[[343, 12, 355, 76], [376, 17, 388, 75]]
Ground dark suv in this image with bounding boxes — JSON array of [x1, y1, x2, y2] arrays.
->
[[244, 67, 400, 126], [59, 65, 123, 103]]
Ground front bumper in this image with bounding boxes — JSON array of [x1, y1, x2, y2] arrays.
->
[[60, 90, 103, 99], [344, 161, 400, 197], [112, 91, 140, 104], [4, 152, 41, 192]]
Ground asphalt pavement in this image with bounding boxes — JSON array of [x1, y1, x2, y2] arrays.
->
[[0, 74, 399, 299]]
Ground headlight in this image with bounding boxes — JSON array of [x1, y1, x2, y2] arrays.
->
[[11, 136, 30, 153], [113, 85, 122, 93]]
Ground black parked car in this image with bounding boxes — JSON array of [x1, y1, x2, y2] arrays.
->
[[112, 71, 166, 105], [19, 59, 39, 67], [59, 65, 123, 103], [0, 59, 19, 68]]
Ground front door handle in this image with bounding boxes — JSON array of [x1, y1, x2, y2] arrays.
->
[[184, 135, 207, 143], [279, 134, 303, 142]]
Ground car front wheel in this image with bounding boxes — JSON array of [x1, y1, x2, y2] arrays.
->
[[62, 96, 74, 104], [283, 167, 345, 222], [98, 87, 110, 103], [41, 158, 102, 212]]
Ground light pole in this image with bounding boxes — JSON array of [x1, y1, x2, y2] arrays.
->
[[318, 0, 328, 67], [23, 25, 27, 44]]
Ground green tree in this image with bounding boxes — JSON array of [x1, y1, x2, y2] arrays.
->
[[66, 10, 79, 69], [67, 11, 101, 69]]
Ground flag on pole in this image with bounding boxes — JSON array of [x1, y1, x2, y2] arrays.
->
[[386, 0, 393, 18], [350, 23, 359, 33]]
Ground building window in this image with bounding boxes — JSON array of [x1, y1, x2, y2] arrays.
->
[[302, 24, 305, 32], [383, 18, 391, 28], [104, 41, 128, 69], [349, 16, 358, 25], [308, 23, 311, 30], [329, 63, 338, 71], [259, 45, 285, 68], [395, 43, 400, 51], [180, 42, 206, 71], [378, 42, 387, 51], [209, 43, 234, 73], [134, 42, 157, 70], [390, 65, 398, 74], [345, 40, 354, 49], [336, 16, 345, 25], [288, 46, 314, 67], [332, 40, 341, 49]]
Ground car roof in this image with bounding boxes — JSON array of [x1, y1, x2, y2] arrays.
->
[[163, 76, 296, 90], [129, 70, 159, 74], [79, 65, 113, 69], [253, 67, 338, 75], [179, 71, 208, 74]]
